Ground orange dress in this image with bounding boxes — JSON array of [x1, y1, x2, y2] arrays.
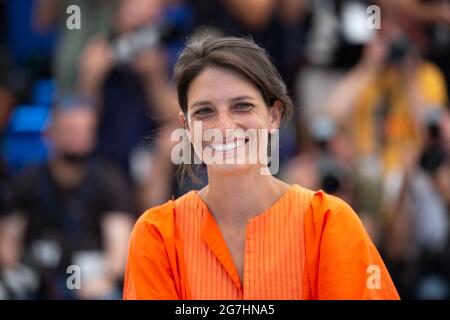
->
[[123, 185, 400, 300]]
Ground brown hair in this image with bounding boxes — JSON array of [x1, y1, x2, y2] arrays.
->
[[173, 34, 294, 185]]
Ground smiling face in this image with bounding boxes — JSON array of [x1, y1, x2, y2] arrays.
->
[[179, 66, 282, 175]]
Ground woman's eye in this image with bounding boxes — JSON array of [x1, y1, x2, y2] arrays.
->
[[193, 108, 213, 117], [234, 103, 253, 111]]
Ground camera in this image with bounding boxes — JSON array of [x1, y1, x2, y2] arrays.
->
[[420, 108, 448, 174], [387, 36, 413, 64], [110, 23, 181, 65]]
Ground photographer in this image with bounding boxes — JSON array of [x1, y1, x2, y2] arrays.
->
[[411, 109, 450, 299], [281, 117, 357, 203], [324, 4, 449, 298], [34, 0, 118, 95], [11, 98, 133, 299], [76, 0, 184, 209], [383, 109, 450, 299]]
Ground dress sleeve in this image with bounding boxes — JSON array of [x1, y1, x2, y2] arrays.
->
[[305, 192, 400, 300], [123, 209, 180, 300]]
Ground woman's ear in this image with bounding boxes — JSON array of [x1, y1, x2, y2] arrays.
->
[[179, 111, 194, 143], [269, 100, 283, 134], [179, 111, 188, 129]]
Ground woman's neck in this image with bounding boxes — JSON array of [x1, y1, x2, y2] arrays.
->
[[198, 167, 291, 226]]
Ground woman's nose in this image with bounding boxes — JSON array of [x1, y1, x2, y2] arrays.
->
[[215, 110, 237, 132]]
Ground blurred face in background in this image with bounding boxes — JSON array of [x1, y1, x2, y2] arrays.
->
[[115, 0, 164, 34], [224, 0, 276, 31], [376, 0, 424, 59], [49, 107, 98, 162]]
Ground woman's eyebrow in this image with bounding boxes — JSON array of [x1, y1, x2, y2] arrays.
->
[[190, 95, 255, 108], [190, 100, 213, 109], [229, 95, 256, 102]]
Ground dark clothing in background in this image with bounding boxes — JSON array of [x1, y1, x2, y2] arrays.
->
[[0, 0, 11, 87], [302, 0, 368, 69], [97, 66, 160, 179], [0, 164, 14, 216], [13, 157, 131, 298], [421, 0, 450, 102], [190, 0, 288, 80]]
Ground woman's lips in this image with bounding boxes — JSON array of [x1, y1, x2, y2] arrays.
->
[[208, 138, 249, 152]]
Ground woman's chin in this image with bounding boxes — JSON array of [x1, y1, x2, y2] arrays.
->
[[207, 162, 256, 176]]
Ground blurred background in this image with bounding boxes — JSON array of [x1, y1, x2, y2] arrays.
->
[[0, 0, 449, 300]]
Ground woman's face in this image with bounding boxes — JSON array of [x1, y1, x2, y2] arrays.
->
[[180, 66, 282, 175]]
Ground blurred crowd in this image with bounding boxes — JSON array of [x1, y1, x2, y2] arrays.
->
[[0, 0, 449, 299]]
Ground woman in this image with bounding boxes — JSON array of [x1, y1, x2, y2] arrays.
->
[[123, 35, 400, 300]]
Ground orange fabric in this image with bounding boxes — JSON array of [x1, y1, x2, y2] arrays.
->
[[123, 185, 400, 300]]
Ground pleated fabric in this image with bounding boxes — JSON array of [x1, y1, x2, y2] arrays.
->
[[175, 184, 311, 300]]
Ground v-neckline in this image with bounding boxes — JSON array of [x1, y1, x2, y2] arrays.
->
[[192, 185, 297, 292]]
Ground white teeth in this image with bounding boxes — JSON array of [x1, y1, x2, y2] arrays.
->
[[210, 140, 245, 151]]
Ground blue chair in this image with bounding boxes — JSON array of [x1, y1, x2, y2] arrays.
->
[[32, 79, 55, 106], [3, 105, 51, 173]]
